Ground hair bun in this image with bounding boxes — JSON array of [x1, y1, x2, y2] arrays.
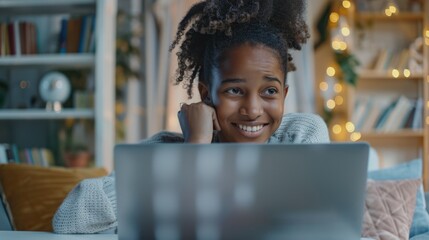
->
[[194, 0, 260, 35]]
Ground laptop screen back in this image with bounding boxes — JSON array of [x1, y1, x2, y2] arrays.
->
[[115, 143, 369, 240]]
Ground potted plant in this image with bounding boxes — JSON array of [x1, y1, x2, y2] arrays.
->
[[62, 119, 92, 168]]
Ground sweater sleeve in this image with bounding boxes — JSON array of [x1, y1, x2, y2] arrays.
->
[[269, 113, 330, 144], [52, 174, 117, 234]]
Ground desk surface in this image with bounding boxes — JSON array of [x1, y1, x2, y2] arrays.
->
[[0, 231, 118, 240]]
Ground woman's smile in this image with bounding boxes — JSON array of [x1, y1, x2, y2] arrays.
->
[[231, 122, 269, 138]]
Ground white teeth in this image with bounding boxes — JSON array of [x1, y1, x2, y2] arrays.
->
[[238, 124, 264, 132]]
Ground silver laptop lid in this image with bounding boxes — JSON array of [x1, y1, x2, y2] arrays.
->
[[115, 143, 369, 240]]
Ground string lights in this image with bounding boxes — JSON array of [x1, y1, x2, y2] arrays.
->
[[323, 0, 362, 142]]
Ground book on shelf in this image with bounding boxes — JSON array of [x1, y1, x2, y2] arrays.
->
[[0, 144, 7, 164], [0, 21, 37, 56], [380, 96, 414, 132], [66, 17, 82, 53], [411, 98, 423, 129], [58, 15, 96, 54], [352, 98, 369, 130], [0, 143, 55, 167], [360, 103, 381, 132]]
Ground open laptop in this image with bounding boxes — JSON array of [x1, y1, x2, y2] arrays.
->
[[115, 143, 369, 240]]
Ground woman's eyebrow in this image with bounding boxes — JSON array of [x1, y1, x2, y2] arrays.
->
[[264, 76, 282, 85], [221, 78, 246, 84]]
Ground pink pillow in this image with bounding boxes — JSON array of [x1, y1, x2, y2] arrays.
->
[[361, 179, 420, 240]]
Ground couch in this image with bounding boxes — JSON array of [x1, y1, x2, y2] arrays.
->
[[1, 158, 429, 239]]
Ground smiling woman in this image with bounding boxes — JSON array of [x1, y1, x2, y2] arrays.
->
[[52, 0, 330, 234], [205, 44, 287, 143]]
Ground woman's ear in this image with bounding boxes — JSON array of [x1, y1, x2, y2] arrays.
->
[[198, 82, 209, 101], [283, 84, 289, 99]]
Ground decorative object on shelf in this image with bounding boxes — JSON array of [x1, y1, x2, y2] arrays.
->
[[0, 80, 8, 108], [39, 71, 71, 112], [409, 37, 424, 74], [62, 119, 92, 168]]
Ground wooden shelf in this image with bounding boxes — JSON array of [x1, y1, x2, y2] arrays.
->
[[360, 130, 424, 139], [0, 109, 94, 120], [356, 12, 424, 21], [0, 54, 95, 67], [358, 71, 424, 80]]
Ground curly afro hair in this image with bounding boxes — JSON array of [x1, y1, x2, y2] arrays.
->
[[171, 0, 310, 98]]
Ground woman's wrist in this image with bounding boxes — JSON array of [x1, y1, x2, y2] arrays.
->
[[184, 135, 212, 143]]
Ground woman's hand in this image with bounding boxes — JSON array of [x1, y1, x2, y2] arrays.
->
[[178, 102, 221, 143]]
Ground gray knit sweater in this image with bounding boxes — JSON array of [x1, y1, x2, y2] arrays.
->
[[52, 113, 330, 234]]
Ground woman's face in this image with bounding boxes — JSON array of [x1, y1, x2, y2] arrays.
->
[[202, 43, 288, 143]]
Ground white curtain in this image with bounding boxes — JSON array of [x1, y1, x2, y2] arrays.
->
[[143, 0, 317, 136], [143, 0, 199, 137]]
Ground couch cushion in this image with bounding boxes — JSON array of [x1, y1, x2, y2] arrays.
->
[[362, 179, 420, 240], [368, 159, 429, 237], [0, 164, 107, 231]]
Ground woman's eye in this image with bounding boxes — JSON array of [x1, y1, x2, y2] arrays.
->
[[225, 88, 243, 95], [263, 87, 278, 96]]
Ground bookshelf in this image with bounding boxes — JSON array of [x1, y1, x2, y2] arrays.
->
[[329, 0, 429, 189], [0, 0, 116, 171], [0, 54, 94, 67]]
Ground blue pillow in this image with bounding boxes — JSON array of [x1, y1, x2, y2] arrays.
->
[[368, 159, 429, 238]]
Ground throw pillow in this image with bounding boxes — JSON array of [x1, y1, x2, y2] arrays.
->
[[0, 164, 107, 231], [368, 159, 429, 237], [362, 179, 420, 240]]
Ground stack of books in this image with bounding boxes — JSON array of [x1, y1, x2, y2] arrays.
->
[[352, 96, 423, 132], [0, 15, 96, 56], [0, 143, 55, 166]]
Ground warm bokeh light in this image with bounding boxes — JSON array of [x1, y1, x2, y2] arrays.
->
[[339, 41, 348, 50], [334, 83, 343, 93], [385, 9, 392, 16], [350, 132, 361, 142], [426, 30, 429, 38], [342, 0, 351, 9], [326, 67, 336, 77], [425, 38, 429, 46], [426, 116, 429, 125], [346, 122, 355, 133], [327, 100, 336, 110], [333, 124, 342, 134], [403, 69, 411, 78], [332, 41, 341, 50], [389, 5, 397, 14], [391, 69, 400, 78], [319, 82, 329, 91], [341, 27, 350, 36], [335, 96, 344, 105], [330, 12, 339, 23]]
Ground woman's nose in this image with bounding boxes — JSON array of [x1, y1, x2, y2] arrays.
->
[[239, 95, 263, 119]]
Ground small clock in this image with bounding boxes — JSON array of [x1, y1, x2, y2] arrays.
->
[[39, 72, 71, 112]]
